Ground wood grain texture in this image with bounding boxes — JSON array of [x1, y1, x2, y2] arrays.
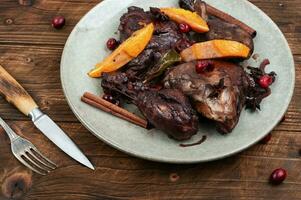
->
[[0, 0, 300, 200]]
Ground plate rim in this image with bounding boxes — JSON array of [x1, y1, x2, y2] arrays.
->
[[60, 0, 295, 163]]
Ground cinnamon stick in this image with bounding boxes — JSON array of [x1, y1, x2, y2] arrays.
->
[[81, 96, 143, 126], [206, 4, 257, 38], [82, 92, 148, 129]]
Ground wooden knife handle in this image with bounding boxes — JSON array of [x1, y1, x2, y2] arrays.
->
[[0, 65, 38, 116]]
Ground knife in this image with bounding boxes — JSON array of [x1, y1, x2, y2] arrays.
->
[[0, 65, 94, 170]]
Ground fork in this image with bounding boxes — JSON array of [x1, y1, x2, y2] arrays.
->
[[0, 117, 57, 175]]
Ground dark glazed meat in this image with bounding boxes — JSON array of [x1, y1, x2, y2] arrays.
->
[[136, 89, 199, 140], [179, 0, 196, 11], [101, 73, 199, 141], [125, 20, 183, 79], [118, 7, 185, 80], [119, 6, 152, 42], [101, 4, 257, 136], [164, 60, 249, 133], [101, 72, 137, 99], [206, 16, 254, 53], [179, 0, 254, 52]]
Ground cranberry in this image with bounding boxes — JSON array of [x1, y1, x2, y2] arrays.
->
[[270, 168, 287, 184], [258, 75, 273, 88], [195, 61, 212, 74], [52, 16, 65, 29], [179, 23, 191, 33], [260, 133, 272, 144], [106, 38, 119, 50]]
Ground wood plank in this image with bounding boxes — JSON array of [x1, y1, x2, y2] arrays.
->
[[0, 121, 300, 163], [0, 0, 99, 46], [0, 121, 301, 200], [0, 0, 300, 55], [0, 45, 77, 121]]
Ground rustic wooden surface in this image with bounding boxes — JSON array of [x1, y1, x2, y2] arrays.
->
[[0, 0, 300, 199]]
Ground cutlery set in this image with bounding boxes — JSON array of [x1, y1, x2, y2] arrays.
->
[[0, 64, 94, 174], [0, 116, 56, 175]]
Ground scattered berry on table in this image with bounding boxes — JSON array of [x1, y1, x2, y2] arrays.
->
[[52, 16, 65, 29], [270, 168, 287, 185]]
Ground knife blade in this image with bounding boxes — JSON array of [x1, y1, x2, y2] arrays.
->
[[0, 64, 94, 170], [30, 108, 94, 170]]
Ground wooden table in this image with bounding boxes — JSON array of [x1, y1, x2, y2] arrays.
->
[[0, 0, 300, 199]]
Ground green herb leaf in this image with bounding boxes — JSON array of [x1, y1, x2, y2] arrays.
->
[[144, 49, 181, 83]]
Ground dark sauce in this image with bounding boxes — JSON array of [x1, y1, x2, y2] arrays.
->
[[179, 135, 207, 147]]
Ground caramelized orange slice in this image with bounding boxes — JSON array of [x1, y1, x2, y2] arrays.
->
[[160, 8, 209, 33], [89, 23, 154, 78], [180, 40, 251, 62]]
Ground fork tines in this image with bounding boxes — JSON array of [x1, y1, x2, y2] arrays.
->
[[16, 145, 57, 175]]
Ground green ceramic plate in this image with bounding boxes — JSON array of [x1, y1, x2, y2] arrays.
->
[[61, 0, 295, 163]]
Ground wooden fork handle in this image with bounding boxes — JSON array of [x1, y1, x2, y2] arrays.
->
[[0, 65, 38, 116]]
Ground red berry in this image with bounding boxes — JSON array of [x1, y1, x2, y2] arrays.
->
[[260, 133, 272, 144], [258, 75, 273, 88], [52, 16, 65, 29], [106, 38, 119, 50], [179, 23, 191, 33], [195, 61, 212, 74], [270, 168, 287, 184]]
